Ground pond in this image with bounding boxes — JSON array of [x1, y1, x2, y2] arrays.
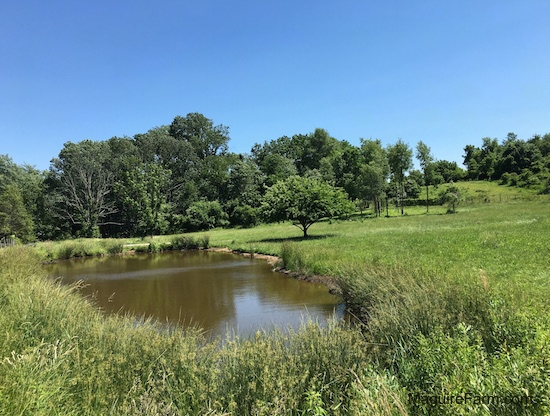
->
[[45, 251, 345, 338]]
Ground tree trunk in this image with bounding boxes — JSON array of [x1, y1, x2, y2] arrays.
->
[[300, 220, 309, 238], [401, 182, 405, 215], [426, 185, 429, 213]]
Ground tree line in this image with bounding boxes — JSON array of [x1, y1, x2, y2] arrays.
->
[[1, 113, 548, 242], [464, 132, 550, 188]]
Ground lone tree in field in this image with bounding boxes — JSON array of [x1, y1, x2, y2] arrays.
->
[[440, 183, 462, 213], [261, 176, 353, 238]]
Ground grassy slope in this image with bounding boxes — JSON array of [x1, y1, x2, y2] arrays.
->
[[5, 181, 550, 415], [193, 183, 549, 287]]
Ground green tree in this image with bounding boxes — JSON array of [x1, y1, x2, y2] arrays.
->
[[115, 162, 171, 238], [432, 160, 463, 183], [415, 141, 435, 212], [49, 140, 116, 238], [258, 153, 298, 187], [324, 141, 363, 201], [225, 158, 265, 226], [463, 144, 482, 180], [387, 140, 413, 215], [358, 139, 389, 217], [0, 155, 44, 228], [251, 135, 298, 166], [134, 126, 200, 214], [185, 200, 229, 231], [297, 128, 338, 175], [169, 113, 229, 160], [261, 176, 353, 238], [0, 185, 35, 242], [226, 158, 264, 207], [440, 183, 463, 213]]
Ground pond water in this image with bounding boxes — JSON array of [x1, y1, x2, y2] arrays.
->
[[45, 251, 344, 337]]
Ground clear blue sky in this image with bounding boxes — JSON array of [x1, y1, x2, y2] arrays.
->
[[1, 0, 549, 171]]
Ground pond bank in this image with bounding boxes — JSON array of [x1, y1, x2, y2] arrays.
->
[[206, 246, 342, 295]]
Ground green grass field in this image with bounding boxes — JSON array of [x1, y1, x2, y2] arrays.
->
[[2, 181, 550, 415]]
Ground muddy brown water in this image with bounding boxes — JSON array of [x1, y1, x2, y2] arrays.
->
[[45, 251, 345, 337]]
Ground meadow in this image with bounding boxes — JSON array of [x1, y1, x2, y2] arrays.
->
[[1, 181, 549, 415]]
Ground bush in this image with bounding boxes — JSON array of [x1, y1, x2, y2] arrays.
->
[[184, 200, 229, 231], [509, 172, 519, 186], [439, 183, 463, 213], [230, 204, 260, 228], [500, 172, 511, 185], [540, 178, 550, 194]]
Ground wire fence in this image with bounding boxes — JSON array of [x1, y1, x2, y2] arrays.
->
[[0, 237, 16, 248]]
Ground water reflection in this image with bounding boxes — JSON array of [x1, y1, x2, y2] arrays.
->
[[45, 251, 344, 337]]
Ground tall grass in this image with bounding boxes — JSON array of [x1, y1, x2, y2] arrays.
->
[[278, 238, 550, 414], [3, 196, 550, 414], [34, 234, 210, 260], [1, 246, 393, 415], [35, 238, 124, 260]]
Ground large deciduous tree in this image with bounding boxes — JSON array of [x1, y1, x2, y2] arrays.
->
[[50, 140, 117, 238], [261, 176, 353, 238], [134, 126, 200, 214], [114, 162, 171, 238], [169, 113, 229, 160]]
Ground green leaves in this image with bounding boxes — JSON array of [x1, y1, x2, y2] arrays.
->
[[114, 162, 171, 237], [261, 176, 353, 237], [0, 185, 34, 242]]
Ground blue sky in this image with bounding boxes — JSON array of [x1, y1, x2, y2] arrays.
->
[[1, 0, 549, 171]]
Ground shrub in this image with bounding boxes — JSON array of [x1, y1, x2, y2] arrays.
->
[[539, 177, 550, 194], [500, 172, 511, 185], [508, 172, 519, 186], [184, 200, 229, 231], [439, 183, 463, 213], [230, 204, 260, 228]]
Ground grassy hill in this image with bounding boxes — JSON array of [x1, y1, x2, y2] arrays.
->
[[2, 186, 550, 415]]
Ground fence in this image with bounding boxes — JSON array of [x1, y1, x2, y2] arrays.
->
[[0, 237, 16, 248]]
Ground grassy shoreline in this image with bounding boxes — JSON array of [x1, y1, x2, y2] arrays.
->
[[2, 193, 550, 414]]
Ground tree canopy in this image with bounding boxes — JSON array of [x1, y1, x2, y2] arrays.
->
[[0, 185, 34, 242], [2, 115, 548, 242], [261, 176, 353, 237]]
